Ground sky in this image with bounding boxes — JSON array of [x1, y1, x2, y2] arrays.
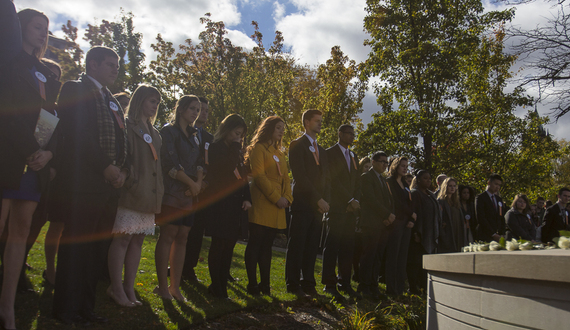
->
[[14, 0, 570, 140]]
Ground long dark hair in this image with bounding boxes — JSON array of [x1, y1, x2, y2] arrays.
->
[[214, 114, 247, 146], [171, 95, 200, 127], [18, 9, 49, 59]]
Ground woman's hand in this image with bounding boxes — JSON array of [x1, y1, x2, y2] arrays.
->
[[411, 212, 417, 221], [187, 181, 201, 197], [27, 150, 53, 171], [242, 201, 252, 211], [276, 197, 289, 209], [407, 221, 415, 229]]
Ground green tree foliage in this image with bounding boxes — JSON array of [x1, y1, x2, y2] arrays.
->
[[49, 20, 83, 82]]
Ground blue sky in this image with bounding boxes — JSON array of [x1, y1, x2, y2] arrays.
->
[[14, 0, 570, 140]]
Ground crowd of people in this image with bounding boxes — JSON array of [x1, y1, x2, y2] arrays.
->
[[1, 5, 570, 329]]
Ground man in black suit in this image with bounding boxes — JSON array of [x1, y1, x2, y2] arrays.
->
[[475, 174, 507, 243], [182, 97, 214, 282], [321, 124, 361, 298], [53, 46, 129, 325], [286, 109, 330, 297], [542, 187, 570, 243], [357, 151, 394, 300]]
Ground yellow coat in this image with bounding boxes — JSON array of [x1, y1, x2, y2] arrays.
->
[[248, 142, 293, 229]]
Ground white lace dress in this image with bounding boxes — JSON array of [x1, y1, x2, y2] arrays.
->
[[112, 206, 156, 235]]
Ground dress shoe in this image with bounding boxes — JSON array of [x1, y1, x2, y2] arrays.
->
[[247, 284, 260, 295], [107, 287, 135, 307], [323, 285, 345, 301], [131, 300, 143, 306], [287, 288, 310, 299], [42, 270, 55, 287], [303, 287, 323, 298], [259, 284, 271, 295], [338, 284, 360, 298], [54, 313, 91, 326], [80, 311, 108, 324], [227, 274, 237, 282], [181, 273, 200, 283]]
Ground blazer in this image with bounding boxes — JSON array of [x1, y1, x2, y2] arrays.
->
[[359, 169, 394, 231], [325, 144, 361, 214], [248, 142, 293, 229], [475, 191, 507, 242], [0, 52, 60, 191], [204, 140, 251, 240], [386, 176, 414, 223], [160, 124, 201, 210], [542, 203, 570, 243], [411, 189, 440, 254], [505, 209, 536, 241], [289, 135, 330, 213], [56, 74, 127, 194], [119, 118, 164, 214], [438, 198, 465, 253], [195, 126, 214, 170]]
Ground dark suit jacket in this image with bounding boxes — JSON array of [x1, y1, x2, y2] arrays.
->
[[475, 191, 506, 242], [56, 75, 126, 194], [326, 144, 361, 214], [542, 203, 570, 243], [289, 135, 330, 213], [359, 169, 394, 231], [0, 52, 60, 191]]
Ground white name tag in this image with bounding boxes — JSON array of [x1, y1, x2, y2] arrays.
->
[[110, 102, 119, 111], [143, 133, 152, 143], [35, 71, 47, 83]]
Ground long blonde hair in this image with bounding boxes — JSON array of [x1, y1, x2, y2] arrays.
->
[[18, 9, 50, 59], [438, 177, 460, 208], [126, 85, 161, 124], [245, 116, 284, 161]]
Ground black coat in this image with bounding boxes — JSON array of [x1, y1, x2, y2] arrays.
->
[[359, 169, 394, 231], [0, 52, 60, 191], [505, 209, 536, 241], [204, 140, 251, 240], [56, 75, 127, 194], [325, 144, 361, 214], [289, 135, 330, 213], [475, 192, 507, 242], [411, 189, 440, 254], [542, 203, 570, 243], [386, 176, 414, 224]]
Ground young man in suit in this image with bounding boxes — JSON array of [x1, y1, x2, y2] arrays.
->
[[357, 151, 394, 301], [182, 97, 214, 282], [321, 124, 361, 299], [53, 46, 129, 325], [542, 187, 570, 243], [286, 109, 330, 297], [475, 174, 507, 243]]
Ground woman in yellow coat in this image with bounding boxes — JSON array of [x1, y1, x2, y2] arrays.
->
[[245, 116, 293, 295]]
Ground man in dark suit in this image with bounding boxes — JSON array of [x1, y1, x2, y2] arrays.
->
[[475, 174, 507, 243], [182, 97, 214, 282], [286, 109, 330, 297], [321, 124, 361, 298], [357, 152, 394, 300], [542, 187, 570, 243], [53, 46, 129, 325]]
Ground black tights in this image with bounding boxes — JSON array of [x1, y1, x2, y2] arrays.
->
[[244, 223, 277, 289], [208, 236, 236, 298]]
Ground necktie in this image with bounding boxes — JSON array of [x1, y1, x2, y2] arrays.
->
[[313, 140, 319, 159], [344, 149, 351, 170], [491, 195, 498, 211]]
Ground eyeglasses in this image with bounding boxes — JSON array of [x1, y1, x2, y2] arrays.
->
[[375, 160, 388, 164]]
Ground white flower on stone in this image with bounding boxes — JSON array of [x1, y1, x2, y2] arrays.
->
[[506, 239, 519, 251], [490, 241, 501, 251], [558, 236, 570, 249]]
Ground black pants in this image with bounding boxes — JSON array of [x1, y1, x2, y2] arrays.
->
[[244, 223, 278, 289], [208, 236, 236, 298], [285, 211, 322, 291], [352, 231, 363, 282], [53, 191, 118, 318], [407, 238, 427, 294], [182, 210, 207, 278], [321, 212, 355, 286], [385, 219, 411, 295], [358, 225, 389, 292]]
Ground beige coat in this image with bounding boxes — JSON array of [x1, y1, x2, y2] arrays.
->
[[119, 118, 164, 213], [248, 142, 293, 229]]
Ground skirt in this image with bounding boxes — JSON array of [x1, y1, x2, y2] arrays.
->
[[1, 170, 41, 202], [112, 206, 156, 235]]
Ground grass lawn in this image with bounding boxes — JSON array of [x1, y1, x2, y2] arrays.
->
[[14, 224, 426, 329]]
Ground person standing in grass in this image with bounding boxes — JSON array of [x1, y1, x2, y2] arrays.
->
[[107, 85, 164, 307], [244, 116, 292, 295], [204, 114, 251, 299]]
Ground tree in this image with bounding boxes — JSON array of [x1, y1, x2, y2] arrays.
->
[[508, 0, 570, 119], [361, 0, 513, 171], [49, 20, 83, 82]]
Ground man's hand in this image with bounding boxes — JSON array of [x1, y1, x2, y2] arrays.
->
[[104, 164, 121, 184], [276, 197, 289, 209], [388, 213, 396, 223], [110, 169, 128, 188], [27, 150, 53, 171], [317, 199, 330, 214], [411, 212, 417, 221], [406, 221, 415, 229], [349, 200, 360, 211]]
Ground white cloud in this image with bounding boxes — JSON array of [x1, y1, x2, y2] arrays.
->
[[273, 1, 285, 20]]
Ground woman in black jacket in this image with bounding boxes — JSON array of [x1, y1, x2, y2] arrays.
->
[[506, 194, 536, 241], [0, 9, 60, 329], [385, 156, 416, 296], [205, 114, 251, 299]]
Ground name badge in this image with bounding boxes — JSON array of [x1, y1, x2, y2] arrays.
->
[[143, 133, 152, 143], [498, 201, 503, 207], [350, 151, 354, 157], [110, 102, 119, 111], [273, 155, 280, 162], [35, 71, 47, 83], [465, 215, 471, 220], [527, 214, 531, 219], [194, 136, 200, 145], [309, 146, 316, 153], [204, 142, 210, 150]]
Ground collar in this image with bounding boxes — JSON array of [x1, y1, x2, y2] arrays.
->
[[372, 168, 384, 180], [87, 75, 105, 97], [303, 133, 316, 146], [486, 190, 496, 199], [338, 143, 350, 156]]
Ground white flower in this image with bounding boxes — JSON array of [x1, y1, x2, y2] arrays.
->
[[558, 236, 570, 249], [490, 241, 501, 251], [519, 242, 533, 250], [479, 244, 490, 251], [506, 239, 519, 251]]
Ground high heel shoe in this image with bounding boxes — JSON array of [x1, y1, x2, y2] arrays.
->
[[106, 287, 135, 307], [131, 300, 143, 306]]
